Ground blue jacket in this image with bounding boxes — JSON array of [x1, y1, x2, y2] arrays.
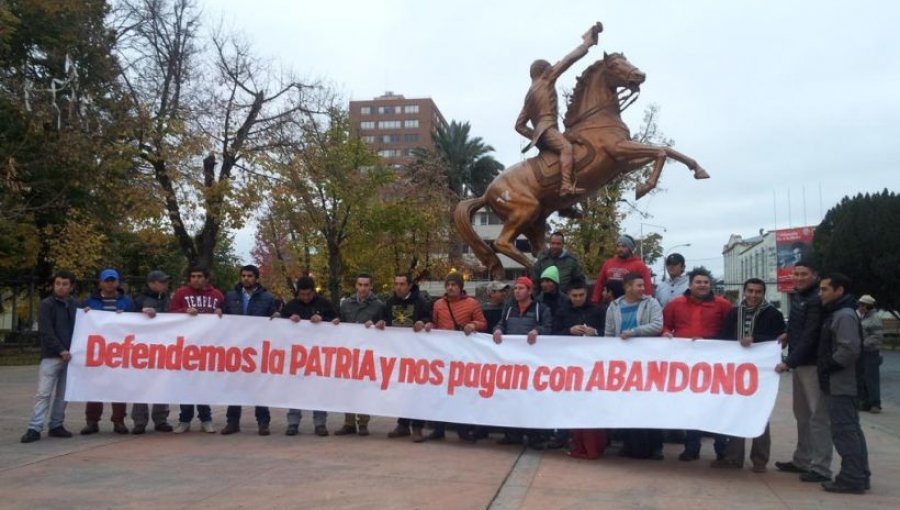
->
[[83, 289, 134, 312], [224, 284, 277, 317]]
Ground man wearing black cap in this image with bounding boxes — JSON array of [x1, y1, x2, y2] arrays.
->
[[656, 253, 689, 308], [591, 234, 653, 304], [130, 270, 174, 434], [483, 281, 510, 332]]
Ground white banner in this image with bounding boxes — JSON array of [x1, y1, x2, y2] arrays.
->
[[66, 310, 781, 436]]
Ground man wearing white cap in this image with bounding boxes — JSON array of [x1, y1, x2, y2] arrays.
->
[[857, 295, 883, 414]]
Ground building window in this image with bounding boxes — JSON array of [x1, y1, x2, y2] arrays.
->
[[360, 121, 375, 130], [404, 105, 419, 114], [361, 135, 376, 143], [382, 134, 401, 143], [360, 106, 371, 115], [377, 149, 402, 158], [378, 120, 401, 129], [378, 106, 397, 115], [404, 119, 419, 128], [403, 133, 419, 143]]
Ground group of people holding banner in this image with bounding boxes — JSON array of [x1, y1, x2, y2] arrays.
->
[[20, 231, 877, 494]]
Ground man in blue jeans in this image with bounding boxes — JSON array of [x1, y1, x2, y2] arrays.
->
[[221, 265, 277, 436], [21, 271, 79, 443]]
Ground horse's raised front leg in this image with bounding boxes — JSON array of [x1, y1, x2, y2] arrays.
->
[[610, 140, 709, 199]]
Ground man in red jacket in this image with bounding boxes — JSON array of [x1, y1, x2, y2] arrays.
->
[[662, 266, 733, 461], [591, 235, 653, 303], [169, 266, 224, 434]]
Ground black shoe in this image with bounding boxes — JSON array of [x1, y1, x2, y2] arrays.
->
[[800, 471, 831, 483], [821, 481, 865, 494], [21, 429, 41, 443], [678, 451, 699, 462], [426, 430, 445, 441], [48, 426, 73, 438], [497, 434, 523, 445], [132, 424, 147, 435], [113, 421, 129, 434], [220, 423, 241, 435], [258, 424, 271, 436], [154, 423, 174, 433], [286, 425, 299, 436], [545, 437, 568, 449], [527, 439, 546, 450], [457, 430, 477, 443], [774, 461, 807, 473], [650, 449, 665, 461], [314, 425, 329, 437], [80, 422, 99, 435]]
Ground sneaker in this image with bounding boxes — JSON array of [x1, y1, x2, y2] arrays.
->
[[132, 424, 147, 435], [258, 424, 271, 436], [174, 422, 190, 434], [20, 429, 41, 443], [752, 464, 767, 473], [774, 461, 807, 473], [113, 422, 129, 434], [800, 471, 831, 483], [357, 425, 369, 436], [220, 423, 240, 435], [155, 423, 174, 433], [821, 481, 865, 494], [678, 451, 700, 462], [411, 427, 425, 443], [870, 406, 882, 414], [201, 421, 216, 433], [333, 425, 356, 436], [286, 425, 299, 436], [388, 425, 410, 438], [314, 425, 329, 437], [48, 426, 73, 438], [80, 422, 99, 435]]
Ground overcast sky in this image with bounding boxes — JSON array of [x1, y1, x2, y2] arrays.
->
[[208, 0, 900, 278]]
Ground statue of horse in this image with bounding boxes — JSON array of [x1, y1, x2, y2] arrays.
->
[[454, 52, 709, 279]]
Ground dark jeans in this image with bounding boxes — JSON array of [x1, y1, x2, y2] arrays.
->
[[858, 350, 882, 408], [85, 402, 127, 423], [828, 395, 870, 488], [397, 417, 425, 428], [684, 430, 728, 457], [179, 404, 212, 423], [622, 429, 664, 458], [226, 406, 270, 425]]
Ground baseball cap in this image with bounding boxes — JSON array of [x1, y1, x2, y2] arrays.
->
[[858, 295, 876, 306], [147, 270, 171, 283], [487, 281, 510, 292], [99, 268, 120, 281], [665, 253, 686, 266]]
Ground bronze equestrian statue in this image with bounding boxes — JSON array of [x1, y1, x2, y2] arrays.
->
[[455, 22, 709, 280]]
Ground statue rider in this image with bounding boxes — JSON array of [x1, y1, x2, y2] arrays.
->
[[515, 23, 602, 197]]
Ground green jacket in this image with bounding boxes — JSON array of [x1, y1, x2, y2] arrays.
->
[[531, 250, 585, 294], [340, 292, 387, 324]]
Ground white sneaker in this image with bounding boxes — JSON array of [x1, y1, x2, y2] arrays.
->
[[174, 422, 190, 434], [201, 421, 216, 433]]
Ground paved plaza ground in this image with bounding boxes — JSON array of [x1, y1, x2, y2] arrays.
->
[[1, 353, 899, 509]]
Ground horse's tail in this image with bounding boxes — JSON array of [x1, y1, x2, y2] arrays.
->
[[453, 196, 503, 277]]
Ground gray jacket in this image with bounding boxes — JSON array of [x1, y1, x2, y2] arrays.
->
[[604, 295, 663, 337], [655, 274, 689, 308], [39, 295, 78, 359], [340, 293, 386, 324], [817, 295, 861, 396], [860, 311, 884, 351]]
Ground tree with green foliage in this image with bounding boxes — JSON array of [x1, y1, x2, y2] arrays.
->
[[812, 189, 900, 318]]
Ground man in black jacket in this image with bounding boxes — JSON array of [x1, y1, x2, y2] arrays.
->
[[713, 278, 785, 471], [221, 265, 278, 436], [775, 261, 833, 482], [21, 271, 78, 443], [131, 270, 174, 434], [281, 276, 336, 437], [376, 273, 432, 442]]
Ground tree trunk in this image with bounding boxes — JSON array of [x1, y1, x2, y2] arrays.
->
[[325, 237, 343, 306]]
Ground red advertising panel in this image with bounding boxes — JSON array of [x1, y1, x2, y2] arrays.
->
[[775, 226, 816, 292]]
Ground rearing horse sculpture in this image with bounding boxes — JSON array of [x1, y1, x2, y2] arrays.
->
[[454, 52, 709, 279]]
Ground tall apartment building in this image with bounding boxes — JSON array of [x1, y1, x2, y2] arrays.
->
[[349, 92, 448, 166]]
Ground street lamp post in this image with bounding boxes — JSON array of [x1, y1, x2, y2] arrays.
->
[[639, 222, 667, 262]]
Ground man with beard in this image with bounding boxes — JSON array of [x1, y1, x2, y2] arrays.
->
[[531, 232, 585, 295], [131, 270, 175, 434], [591, 234, 653, 304]]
